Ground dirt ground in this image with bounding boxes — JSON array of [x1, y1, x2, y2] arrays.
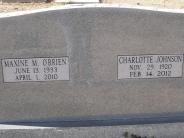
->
[[1, 0, 184, 13]]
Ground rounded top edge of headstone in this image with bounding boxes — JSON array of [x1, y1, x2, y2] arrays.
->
[[0, 3, 184, 18]]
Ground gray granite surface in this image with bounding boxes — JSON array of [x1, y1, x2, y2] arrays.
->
[[0, 5, 184, 122]]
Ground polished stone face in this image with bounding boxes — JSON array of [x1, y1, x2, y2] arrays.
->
[[0, 6, 184, 121]]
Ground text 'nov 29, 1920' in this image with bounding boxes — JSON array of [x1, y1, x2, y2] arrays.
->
[[118, 55, 183, 79]]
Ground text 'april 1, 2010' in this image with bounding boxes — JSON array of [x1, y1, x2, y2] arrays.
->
[[2, 57, 69, 82], [118, 55, 183, 79]]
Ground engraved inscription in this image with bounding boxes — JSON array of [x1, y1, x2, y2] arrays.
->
[[118, 55, 183, 79], [2, 57, 69, 82]]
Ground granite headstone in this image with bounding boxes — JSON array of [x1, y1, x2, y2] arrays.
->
[[0, 5, 184, 122]]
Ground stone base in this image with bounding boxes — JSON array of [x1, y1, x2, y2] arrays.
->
[[1, 123, 184, 138]]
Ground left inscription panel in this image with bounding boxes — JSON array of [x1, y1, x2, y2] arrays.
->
[[2, 57, 69, 82]]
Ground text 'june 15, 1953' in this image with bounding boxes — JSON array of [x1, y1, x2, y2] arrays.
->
[[2, 57, 69, 82], [118, 55, 183, 79]]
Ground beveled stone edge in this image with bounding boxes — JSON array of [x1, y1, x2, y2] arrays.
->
[[0, 4, 184, 18]]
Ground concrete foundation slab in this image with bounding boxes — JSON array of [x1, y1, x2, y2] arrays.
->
[[1, 123, 184, 138]]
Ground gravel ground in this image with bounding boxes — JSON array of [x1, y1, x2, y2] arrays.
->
[[1, 0, 184, 13], [105, 0, 184, 9], [0, 3, 64, 12]]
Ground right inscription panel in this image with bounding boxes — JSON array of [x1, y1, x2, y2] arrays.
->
[[118, 54, 183, 79]]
